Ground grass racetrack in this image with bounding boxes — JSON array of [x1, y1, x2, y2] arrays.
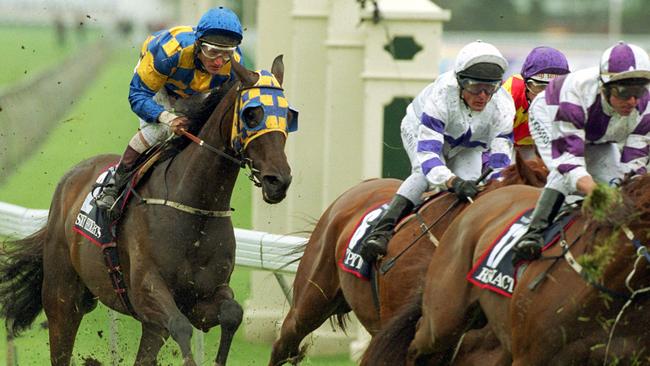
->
[[0, 27, 355, 365]]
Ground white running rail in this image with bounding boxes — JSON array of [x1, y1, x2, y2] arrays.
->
[[0, 201, 303, 272]]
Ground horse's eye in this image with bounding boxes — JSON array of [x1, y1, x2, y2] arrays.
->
[[242, 106, 263, 129]]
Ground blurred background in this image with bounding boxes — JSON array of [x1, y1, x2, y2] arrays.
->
[[0, 0, 648, 365]]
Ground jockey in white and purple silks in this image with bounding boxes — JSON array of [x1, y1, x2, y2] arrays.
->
[[359, 40, 515, 264], [514, 41, 650, 263]]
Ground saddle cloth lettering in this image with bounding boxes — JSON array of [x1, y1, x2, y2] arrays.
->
[[73, 165, 126, 247], [338, 203, 389, 281], [466, 208, 575, 297]]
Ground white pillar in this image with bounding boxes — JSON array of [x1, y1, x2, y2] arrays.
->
[[360, 0, 450, 179], [252, 0, 295, 234], [321, 1, 366, 204]]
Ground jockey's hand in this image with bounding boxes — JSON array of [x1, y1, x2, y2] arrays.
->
[[449, 177, 479, 202], [170, 116, 191, 136]]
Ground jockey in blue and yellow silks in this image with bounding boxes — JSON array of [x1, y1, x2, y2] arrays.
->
[[96, 6, 245, 211]]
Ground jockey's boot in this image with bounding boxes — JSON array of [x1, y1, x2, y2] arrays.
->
[[95, 146, 141, 211], [359, 194, 414, 263], [512, 188, 565, 263]]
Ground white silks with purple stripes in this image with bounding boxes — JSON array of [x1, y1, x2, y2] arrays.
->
[[530, 64, 650, 195], [401, 70, 516, 191]]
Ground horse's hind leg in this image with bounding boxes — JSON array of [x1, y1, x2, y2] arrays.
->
[[42, 259, 90, 365], [135, 322, 169, 365], [269, 276, 345, 365]]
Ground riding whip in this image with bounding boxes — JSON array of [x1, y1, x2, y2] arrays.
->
[[380, 168, 494, 275]]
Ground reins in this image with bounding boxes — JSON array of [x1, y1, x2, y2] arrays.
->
[[179, 128, 262, 187], [134, 81, 282, 218], [527, 219, 650, 365], [379, 168, 493, 275]]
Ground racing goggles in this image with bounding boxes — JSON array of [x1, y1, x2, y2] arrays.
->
[[607, 83, 649, 100], [459, 78, 501, 95], [199, 42, 235, 61], [525, 79, 549, 94]]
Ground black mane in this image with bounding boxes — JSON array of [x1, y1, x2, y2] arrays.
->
[[185, 78, 237, 135]]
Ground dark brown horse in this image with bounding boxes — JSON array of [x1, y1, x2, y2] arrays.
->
[[268, 154, 548, 366], [0, 57, 294, 366], [365, 176, 650, 366]]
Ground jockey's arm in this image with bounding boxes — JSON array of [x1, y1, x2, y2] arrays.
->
[[576, 175, 597, 196], [128, 37, 176, 123]]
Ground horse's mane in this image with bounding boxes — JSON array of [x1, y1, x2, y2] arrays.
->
[[618, 173, 650, 229], [185, 79, 238, 135], [496, 155, 548, 188], [161, 79, 238, 153]]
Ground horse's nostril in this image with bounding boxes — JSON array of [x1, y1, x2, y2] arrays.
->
[[263, 175, 291, 187], [263, 175, 282, 187]]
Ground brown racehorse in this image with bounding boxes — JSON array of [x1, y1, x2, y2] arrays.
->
[[365, 176, 650, 366], [0, 57, 294, 366], [268, 154, 548, 366]]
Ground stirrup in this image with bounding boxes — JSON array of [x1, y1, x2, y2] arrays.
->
[[95, 193, 117, 210]]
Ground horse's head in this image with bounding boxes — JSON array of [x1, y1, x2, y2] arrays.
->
[[226, 56, 294, 203]]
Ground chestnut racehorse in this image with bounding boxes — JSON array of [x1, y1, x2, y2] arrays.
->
[[365, 176, 650, 365], [0, 57, 294, 366], [269, 154, 548, 365]]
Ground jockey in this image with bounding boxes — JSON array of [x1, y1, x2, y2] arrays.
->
[[359, 41, 515, 263], [502, 46, 570, 159], [513, 41, 650, 263], [95, 6, 244, 211]]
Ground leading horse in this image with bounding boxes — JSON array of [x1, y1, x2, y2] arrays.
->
[[365, 176, 650, 365], [269, 154, 548, 365], [0, 57, 294, 366]]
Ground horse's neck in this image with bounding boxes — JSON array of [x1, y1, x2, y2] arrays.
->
[[164, 142, 239, 210]]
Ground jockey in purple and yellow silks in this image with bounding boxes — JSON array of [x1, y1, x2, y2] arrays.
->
[[513, 42, 650, 264], [503, 47, 570, 159], [96, 6, 245, 211]]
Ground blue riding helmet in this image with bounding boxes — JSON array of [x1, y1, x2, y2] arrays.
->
[[195, 7, 243, 43]]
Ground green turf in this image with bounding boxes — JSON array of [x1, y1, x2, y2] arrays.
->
[[0, 25, 99, 87], [0, 31, 354, 365]]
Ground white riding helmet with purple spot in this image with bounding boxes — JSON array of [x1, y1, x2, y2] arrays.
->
[[600, 41, 650, 84]]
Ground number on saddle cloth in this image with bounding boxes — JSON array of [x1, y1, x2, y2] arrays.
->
[[467, 207, 577, 297]]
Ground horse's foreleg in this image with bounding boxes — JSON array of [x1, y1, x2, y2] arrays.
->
[[134, 322, 169, 365], [214, 297, 243, 366], [131, 270, 196, 366]]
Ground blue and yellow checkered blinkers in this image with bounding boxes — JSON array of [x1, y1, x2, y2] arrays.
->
[[231, 70, 298, 151]]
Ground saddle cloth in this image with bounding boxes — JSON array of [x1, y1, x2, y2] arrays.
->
[[338, 203, 389, 280], [73, 165, 125, 247], [466, 207, 575, 297], [339, 191, 449, 281]]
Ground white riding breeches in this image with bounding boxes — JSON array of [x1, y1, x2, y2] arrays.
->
[[398, 116, 484, 205], [129, 89, 210, 153]]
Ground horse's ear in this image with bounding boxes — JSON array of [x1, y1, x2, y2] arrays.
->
[[271, 55, 284, 86], [514, 150, 525, 174], [231, 60, 255, 86]]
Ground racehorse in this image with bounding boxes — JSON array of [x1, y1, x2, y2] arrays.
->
[[268, 154, 548, 366], [364, 176, 650, 365], [0, 56, 294, 366]]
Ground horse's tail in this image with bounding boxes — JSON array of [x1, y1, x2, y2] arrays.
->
[[0, 227, 46, 337], [360, 293, 423, 366]]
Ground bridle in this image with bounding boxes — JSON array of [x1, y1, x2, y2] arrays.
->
[[137, 74, 292, 216]]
